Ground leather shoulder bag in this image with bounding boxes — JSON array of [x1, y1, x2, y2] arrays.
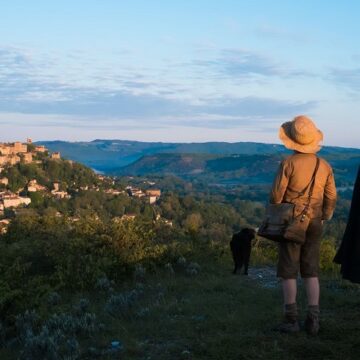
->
[[258, 157, 320, 244]]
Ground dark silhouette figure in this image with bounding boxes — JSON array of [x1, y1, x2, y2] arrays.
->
[[230, 228, 256, 275], [334, 167, 360, 283]]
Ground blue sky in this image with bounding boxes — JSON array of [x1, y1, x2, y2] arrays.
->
[[1, 0, 360, 147]]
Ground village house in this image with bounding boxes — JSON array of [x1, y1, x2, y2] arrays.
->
[[144, 181, 156, 186], [51, 152, 61, 160], [104, 188, 124, 195], [146, 189, 161, 204], [53, 182, 60, 192], [51, 190, 71, 199], [148, 195, 157, 205], [0, 219, 10, 234], [0, 177, 9, 186], [1, 194, 31, 208], [51, 182, 70, 199], [155, 214, 173, 227], [0, 156, 8, 166], [23, 152, 33, 164], [12, 142, 28, 154], [0, 145, 11, 155], [146, 189, 161, 197], [35, 145, 46, 153], [27, 179, 47, 192], [0, 140, 33, 166], [127, 186, 146, 198], [9, 155, 21, 166], [163, 219, 173, 227], [0, 155, 20, 166]]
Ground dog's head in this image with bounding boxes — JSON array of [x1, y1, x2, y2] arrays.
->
[[241, 227, 256, 240]]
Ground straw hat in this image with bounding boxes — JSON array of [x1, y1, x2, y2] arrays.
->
[[279, 115, 323, 154]]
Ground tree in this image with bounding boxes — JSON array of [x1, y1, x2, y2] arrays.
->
[[184, 213, 203, 238]]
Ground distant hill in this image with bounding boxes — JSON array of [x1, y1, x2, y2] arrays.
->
[[37, 139, 360, 175], [114, 151, 359, 187]]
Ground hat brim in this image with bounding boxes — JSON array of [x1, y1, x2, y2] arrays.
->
[[279, 121, 323, 154]]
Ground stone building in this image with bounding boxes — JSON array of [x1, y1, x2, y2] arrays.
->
[[53, 182, 60, 192], [146, 189, 161, 197], [127, 186, 146, 198], [0, 157, 7, 166], [12, 142, 28, 154], [9, 155, 20, 165], [146, 189, 161, 204], [27, 179, 47, 192], [51, 191, 70, 199], [2, 195, 31, 208], [23, 153, 33, 164], [35, 145, 46, 153], [51, 152, 61, 159], [0, 219, 10, 234], [0, 178, 9, 186], [0, 145, 11, 155]]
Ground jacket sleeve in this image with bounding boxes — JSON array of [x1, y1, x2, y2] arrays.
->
[[322, 168, 337, 220], [270, 159, 292, 204]]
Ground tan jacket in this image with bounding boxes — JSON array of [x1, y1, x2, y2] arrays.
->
[[270, 152, 337, 220]]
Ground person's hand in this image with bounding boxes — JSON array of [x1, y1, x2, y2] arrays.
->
[[321, 220, 325, 225]]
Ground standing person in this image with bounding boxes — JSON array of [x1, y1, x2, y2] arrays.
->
[[270, 115, 337, 335], [334, 167, 360, 283]]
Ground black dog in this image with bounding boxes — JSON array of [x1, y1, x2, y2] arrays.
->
[[230, 228, 256, 275]]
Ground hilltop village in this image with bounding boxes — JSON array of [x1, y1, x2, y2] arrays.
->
[[0, 139, 163, 234]]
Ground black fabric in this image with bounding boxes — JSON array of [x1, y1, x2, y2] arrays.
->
[[334, 167, 360, 283]]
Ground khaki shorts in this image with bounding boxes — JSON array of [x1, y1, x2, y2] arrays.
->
[[277, 219, 323, 279]]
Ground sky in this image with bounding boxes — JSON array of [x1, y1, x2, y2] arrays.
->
[[1, 0, 360, 147]]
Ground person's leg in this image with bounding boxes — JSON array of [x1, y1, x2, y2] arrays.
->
[[303, 277, 319, 306], [276, 243, 301, 332], [282, 278, 297, 304], [300, 219, 323, 335]]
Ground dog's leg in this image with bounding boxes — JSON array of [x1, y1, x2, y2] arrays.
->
[[243, 246, 251, 275], [243, 261, 249, 275], [233, 264, 237, 274]]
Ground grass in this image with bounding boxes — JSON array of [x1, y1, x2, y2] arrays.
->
[[1, 251, 360, 359]]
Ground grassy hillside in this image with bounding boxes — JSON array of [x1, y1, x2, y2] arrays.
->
[[1, 247, 359, 360], [0, 153, 358, 359]]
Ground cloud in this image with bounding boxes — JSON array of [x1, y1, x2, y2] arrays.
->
[[0, 45, 315, 130], [0, 46, 32, 68], [330, 68, 360, 92], [199, 96, 315, 117], [193, 48, 312, 80], [194, 49, 280, 78]]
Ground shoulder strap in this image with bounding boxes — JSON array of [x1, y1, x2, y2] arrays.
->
[[301, 156, 320, 217], [307, 156, 320, 200], [297, 156, 320, 197]]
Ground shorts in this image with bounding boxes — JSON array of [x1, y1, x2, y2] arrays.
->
[[277, 219, 323, 279]]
